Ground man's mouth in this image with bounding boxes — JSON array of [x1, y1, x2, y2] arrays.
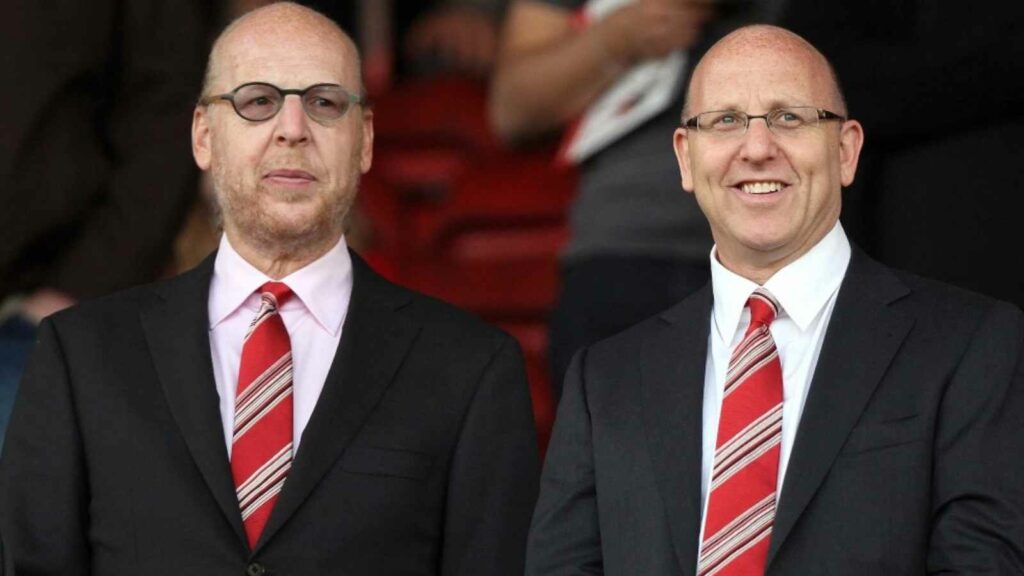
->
[[264, 169, 317, 184], [739, 180, 786, 195]]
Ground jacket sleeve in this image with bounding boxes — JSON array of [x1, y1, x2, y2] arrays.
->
[[928, 301, 1024, 573], [526, 348, 604, 575], [441, 336, 540, 576]]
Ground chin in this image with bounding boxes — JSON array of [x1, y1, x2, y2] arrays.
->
[[263, 218, 323, 242], [275, 207, 346, 242], [736, 232, 794, 257]]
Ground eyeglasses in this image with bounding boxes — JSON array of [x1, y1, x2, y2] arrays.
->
[[200, 82, 366, 123], [682, 107, 846, 137]]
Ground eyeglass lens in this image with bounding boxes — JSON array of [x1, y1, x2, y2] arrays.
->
[[231, 83, 355, 122]]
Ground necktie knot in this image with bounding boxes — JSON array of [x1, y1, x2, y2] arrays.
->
[[259, 281, 293, 310], [747, 289, 780, 327]]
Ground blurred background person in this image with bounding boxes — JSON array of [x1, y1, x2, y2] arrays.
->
[[0, 0, 213, 445]]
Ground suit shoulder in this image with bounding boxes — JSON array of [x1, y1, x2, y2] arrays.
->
[[871, 265, 1024, 352], [45, 282, 159, 332], [385, 280, 516, 354], [579, 296, 702, 373], [592, 313, 668, 356], [588, 287, 708, 357], [892, 267, 1022, 322], [42, 261, 208, 341]]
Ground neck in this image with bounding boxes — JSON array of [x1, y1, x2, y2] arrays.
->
[[226, 230, 341, 279]]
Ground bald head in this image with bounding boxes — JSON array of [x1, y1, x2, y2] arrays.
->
[[683, 25, 845, 119], [201, 2, 363, 98]]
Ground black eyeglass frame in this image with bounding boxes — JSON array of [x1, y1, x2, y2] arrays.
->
[[199, 82, 367, 123], [682, 107, 847, 133]]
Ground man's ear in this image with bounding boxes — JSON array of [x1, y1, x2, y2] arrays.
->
[[359, 108, 374, 174], [192, 105, 212, 171], [673, 127, 695, 193], [838, 119, 864, 187]]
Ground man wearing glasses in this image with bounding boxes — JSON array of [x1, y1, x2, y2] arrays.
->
[[0, 3, 539, 574], [527, 25, 1024, 575]]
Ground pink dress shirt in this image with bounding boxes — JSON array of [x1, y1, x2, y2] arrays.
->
[[207, 234, 353, 456]]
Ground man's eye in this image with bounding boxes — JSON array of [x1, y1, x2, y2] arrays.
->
[[773, 109, 809, 128], [312, 97, 339, 109], [241, 95, 274, 108], [707, 113, 743, 130]]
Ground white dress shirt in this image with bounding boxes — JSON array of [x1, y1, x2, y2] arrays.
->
[[207, 234, 353, 456], [698, 222, 851, 541]]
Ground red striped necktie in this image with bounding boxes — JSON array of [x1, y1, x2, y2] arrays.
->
[[232, 281, 294, 549], [699, 289, 783, 576]]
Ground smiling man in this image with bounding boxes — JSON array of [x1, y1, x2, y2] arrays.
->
[[0, 3, 538, 575], [526, 25, 1024, 575]]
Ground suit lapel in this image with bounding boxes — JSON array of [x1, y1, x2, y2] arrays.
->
[[139, 254, 249, 548], [641, 284, 713, 576], [766, 249, 914, 566], [255, 253, 419, 551]]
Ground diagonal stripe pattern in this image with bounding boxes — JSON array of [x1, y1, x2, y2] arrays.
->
[[699, 289, 783, 576], [232, 281, 294, 549]]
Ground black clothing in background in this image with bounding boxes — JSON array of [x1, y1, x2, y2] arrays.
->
[[0, 0, 213, 301]]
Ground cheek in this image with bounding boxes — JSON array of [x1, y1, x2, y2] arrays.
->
[[801, 153, 841, 201], [700, 147, 735, 177], [215, 145, 261, 184], [212, 122, 270, 168]]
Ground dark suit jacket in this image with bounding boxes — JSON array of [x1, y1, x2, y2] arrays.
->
[[527, 248, 1024, 574], [0, 252, 540, 575]]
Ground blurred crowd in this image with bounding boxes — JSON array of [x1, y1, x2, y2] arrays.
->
[[2, 0, 1022, 443]]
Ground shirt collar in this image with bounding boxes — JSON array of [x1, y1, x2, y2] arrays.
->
[[710, 222, 851, 344], [208, 234, 353, 336]]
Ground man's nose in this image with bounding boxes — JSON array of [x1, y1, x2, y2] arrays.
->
[[273, 95, 311, 145], [739, 117, 778, 161]]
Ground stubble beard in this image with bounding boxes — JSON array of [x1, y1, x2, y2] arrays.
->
[[211, 164, 357, 263]]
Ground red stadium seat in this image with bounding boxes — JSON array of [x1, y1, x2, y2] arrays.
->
[[372, 74, 498, 152]]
